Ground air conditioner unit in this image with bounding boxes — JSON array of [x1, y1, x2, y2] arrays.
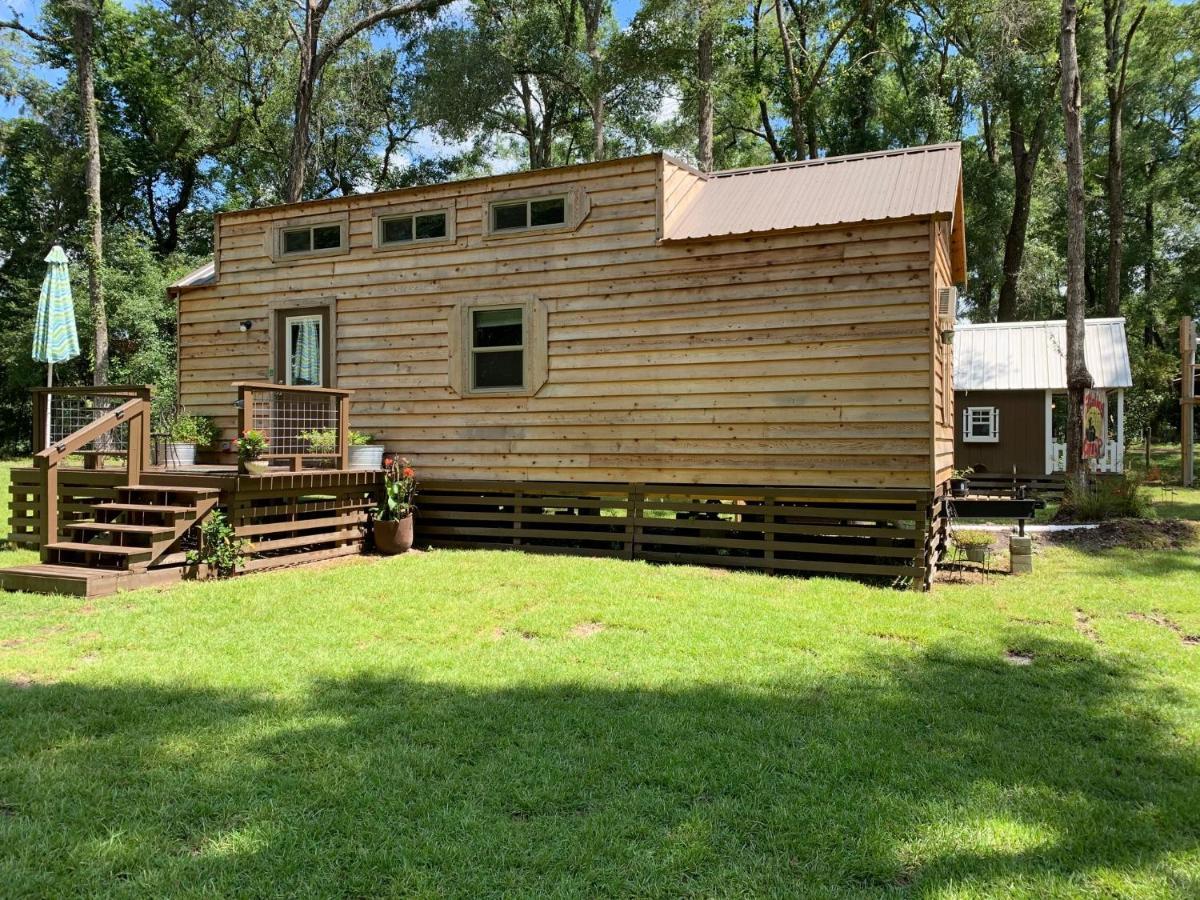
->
[[937, 286, 957, 342]]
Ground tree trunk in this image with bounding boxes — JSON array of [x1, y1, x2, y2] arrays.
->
[[1060, 0, 1094, 494], [696, 8, 714, 172], [72, 2, 108, 386], [997, 105, 1049, 322], [774, 0, 804, 158], [583, 0, 605, 160], [285, 3, 320, 203]]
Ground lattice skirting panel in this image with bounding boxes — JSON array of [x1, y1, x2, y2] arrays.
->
[[417, 480, 943, 589]]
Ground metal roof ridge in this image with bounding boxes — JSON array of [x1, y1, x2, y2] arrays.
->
[[957, 317, 1126, 330], [707, 142, 961, 179]]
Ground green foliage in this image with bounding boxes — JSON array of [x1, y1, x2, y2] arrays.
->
[[167, 414, 218, 447], [1060, 474, 1154, 522], [234, 429, 268, 462], [184, 510, 248, 578], [299, 428, 337, 455], [952, 529, 995, 549]]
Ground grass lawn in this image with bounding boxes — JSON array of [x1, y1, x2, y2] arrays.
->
[[2, 461, 1199, 896]]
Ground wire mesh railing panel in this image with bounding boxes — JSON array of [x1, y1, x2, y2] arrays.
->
[[249, 390, 341, 466], [46, 393, 130, 464]]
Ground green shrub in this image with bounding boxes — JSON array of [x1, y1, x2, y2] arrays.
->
[[168, 414, 218, 447], [1059, 474, 1152, 522], [185, 511, 248, 578], [952, 529, 994, 549], [300, 428, 337, 454]]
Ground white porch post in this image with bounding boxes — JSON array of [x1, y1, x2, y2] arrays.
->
[[1116, 388, 1125, 473], [1045, 389, 1054, 475]]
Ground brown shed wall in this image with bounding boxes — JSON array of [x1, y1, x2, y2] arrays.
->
[[953, 389, 1045, 476]]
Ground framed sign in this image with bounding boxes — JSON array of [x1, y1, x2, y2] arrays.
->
[[1082, 390, 1106, 459]]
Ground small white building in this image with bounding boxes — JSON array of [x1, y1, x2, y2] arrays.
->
[[954, 318, 1133, 476]]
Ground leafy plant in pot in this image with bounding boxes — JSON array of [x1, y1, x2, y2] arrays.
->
[[234, 429, 270, 475], [953, 529, 994, 564], [374, 457, 416, 554], [165, 413, 218, 468], [949, 467, 973, 498]]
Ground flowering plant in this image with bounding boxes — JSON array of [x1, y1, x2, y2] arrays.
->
[[234, 429, 269, 463], [377, 457, 416, 521]]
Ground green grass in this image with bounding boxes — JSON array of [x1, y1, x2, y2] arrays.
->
[[2, 462, 1199, 896]]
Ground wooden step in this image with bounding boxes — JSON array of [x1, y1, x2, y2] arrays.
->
[[118, 485, 220, 499], [93, 502, 195, 519], [45, 541, 154, 564], [65, 521, 175, 540], [0, 563, 184, 597]]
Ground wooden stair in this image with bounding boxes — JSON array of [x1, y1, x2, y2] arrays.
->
[[1, 485, 218, 596]]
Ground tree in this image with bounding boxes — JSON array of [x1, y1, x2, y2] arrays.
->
[[696, 0, 714, 171], [283, 0, 451, 202], [1059, 0, 1093, 491], [2, 1, 111, 384], [1101, 0, 1145, 316]]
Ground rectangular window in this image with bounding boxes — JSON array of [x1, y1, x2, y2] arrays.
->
[[470, 307, 525, 390], [490, 195, 566, 233], [379, 211, 448, 245], [962, 406, 999, 443], [280, 222, 344, 256]]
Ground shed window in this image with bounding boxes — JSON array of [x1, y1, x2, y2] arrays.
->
[[281, 222, 343, 255], [380, 211, 447, 245], [490, 195, 566, 232], [962, 407, 999, 443], [470, 307, 525, 390]]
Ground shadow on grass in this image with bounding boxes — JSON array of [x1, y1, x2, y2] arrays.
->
[[1, 637, 1197, 896]]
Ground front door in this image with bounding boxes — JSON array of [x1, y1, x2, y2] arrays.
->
[[274, 307, 331, 387]]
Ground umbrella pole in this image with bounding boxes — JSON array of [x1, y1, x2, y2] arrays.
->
[[45, 363, 52, 450]]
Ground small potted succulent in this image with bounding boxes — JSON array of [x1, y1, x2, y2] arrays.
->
[[348, 431, 384, 470], [953, 529, 994, 564], [234, 429, 270, 475], [949, 466, 973, 498], [374, 457, 416, 554], [165, 413, 218, 468]]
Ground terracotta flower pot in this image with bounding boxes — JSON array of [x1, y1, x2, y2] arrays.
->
[[374, 515, 413, 554]]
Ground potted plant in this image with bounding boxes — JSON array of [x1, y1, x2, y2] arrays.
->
[[953, 529, 993, 564], [348, 431, 384, 470], [949, 466, 973, 498], [374, 457, 416, 554], [165, 413, 218, 468], [234, 429, 270, 475]]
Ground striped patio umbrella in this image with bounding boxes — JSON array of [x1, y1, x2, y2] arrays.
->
[[32, 245, 81, 386]]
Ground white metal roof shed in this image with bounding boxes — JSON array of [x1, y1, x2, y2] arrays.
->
[[954, 318, 1133, 391]]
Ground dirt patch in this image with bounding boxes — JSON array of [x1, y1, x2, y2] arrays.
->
[[1128, 611, 1200, 647], [568, 622, 606, 639], [0, 638, 26, 650], [871, 632, 920, 647], [1039, 518, 1196, 552], [1074, 609, 1102, 644], [489, 627, 537, 641], [1003, 649, 1034, 666]]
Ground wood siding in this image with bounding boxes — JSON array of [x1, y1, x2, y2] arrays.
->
[[176, 154, 953, 490], [954, 389, 1046, 476]]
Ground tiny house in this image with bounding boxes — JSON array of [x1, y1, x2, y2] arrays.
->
[[953, 318, 1132, 480], [5, 144, 967, 594]]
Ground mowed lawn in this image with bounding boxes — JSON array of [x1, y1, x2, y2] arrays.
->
[[1, 462, 1199, 897]]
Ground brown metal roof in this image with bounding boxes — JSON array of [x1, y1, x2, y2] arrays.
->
[[664, 142, 963, 241]]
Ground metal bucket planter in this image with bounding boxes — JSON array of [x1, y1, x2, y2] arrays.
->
[[349, 444, 385, 470], [374, 515, 413, 554], [165, 442, 196, 468], [965, 545, 989, 563]]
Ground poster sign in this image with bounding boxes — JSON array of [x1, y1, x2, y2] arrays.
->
[[1082, 390, 1106, 459]]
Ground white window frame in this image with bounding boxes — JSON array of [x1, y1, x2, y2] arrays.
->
[[284, 313, 324, 387], [962, 406, 999, 443], [468, 305, 526, 393]]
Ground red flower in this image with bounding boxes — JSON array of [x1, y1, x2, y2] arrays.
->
[[402, 467, 414, 478]]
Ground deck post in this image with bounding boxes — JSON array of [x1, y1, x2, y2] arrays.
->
[[337, 394, 350, 470], [39, 459, 57, 562], [126, 406, 144, 486]]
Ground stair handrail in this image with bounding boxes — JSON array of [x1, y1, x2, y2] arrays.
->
[[32, 391, 152, 560]]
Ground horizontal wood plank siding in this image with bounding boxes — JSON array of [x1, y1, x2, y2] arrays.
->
[[177, 155, 939, 489]]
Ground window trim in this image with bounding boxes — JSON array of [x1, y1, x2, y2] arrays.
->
[[962, 406, 999, 443], [482, 184, 590, 240], [372, 202, 456, 252], [448, 297, 548, 398], [268, 212, 350, 263], [268, 298, 337, 387]]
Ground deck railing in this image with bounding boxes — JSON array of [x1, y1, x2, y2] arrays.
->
[[234, 382, 354, 471], [1048, 441, 1124, 474], [31, 385, 152, 558]]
